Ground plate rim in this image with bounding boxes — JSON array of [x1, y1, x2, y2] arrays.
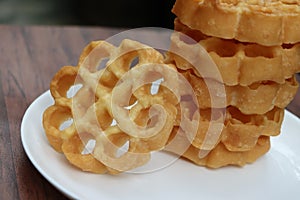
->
[[21, 91, 79, 199]]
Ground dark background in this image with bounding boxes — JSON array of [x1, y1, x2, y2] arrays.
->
[[0, 0, 176, 28]]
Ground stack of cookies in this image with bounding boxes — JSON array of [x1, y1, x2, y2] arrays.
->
[[166, 0, 300, 168]]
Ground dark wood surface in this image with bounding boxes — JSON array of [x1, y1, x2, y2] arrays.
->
[[0, 25, 299, 200]]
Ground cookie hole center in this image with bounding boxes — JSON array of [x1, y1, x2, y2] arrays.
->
[[67, 84, 83, 98], [59, 118, 73, 131]]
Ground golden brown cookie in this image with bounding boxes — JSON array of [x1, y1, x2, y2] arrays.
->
[[172, 0, 300, 46]]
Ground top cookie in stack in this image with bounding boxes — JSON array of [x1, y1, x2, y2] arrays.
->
[[172, 0, 300, 46]]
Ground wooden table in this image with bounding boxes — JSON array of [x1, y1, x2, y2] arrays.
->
[[0, 25, 299, 200]]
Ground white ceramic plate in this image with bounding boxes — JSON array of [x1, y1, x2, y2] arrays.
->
[[21, 91, 300, 200]]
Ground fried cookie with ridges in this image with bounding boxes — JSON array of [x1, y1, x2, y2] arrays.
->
[[180, 70, 298, 114], [43, 39, 179, 174], [167, 21, 300, 86], [172, 0, 300, 46], [166, 127, 271, 169], [173, 104, 283, 152]]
